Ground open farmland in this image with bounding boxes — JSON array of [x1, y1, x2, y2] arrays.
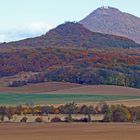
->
[[0, 83, 140, 106], [0, 123, 140, 140], [0, 82, 140, 96], [0, 93, 140, 106], [0, 82, 82, 94], [50, 84, 140, 96]]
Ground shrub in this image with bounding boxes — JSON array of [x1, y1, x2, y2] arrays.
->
[[80, 118, 89, 122], [8, 80, 27, 87], [20, 117, 28, 123], [80, 115, 91, 122], [51, 117, 62, 122], [35, 117, 43, 123]]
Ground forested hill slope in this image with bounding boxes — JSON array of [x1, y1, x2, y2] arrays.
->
[[0, 22, 140, 88], [0, 46, 140, 88]]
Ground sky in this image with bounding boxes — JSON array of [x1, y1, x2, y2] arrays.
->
[[0, 0, 140, 42]]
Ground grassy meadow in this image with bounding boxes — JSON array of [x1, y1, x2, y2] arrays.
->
[[0, 93, 140, 105]]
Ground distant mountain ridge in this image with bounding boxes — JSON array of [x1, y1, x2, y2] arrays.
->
[[0, 22, 139, 49], [80, 6, 140, 43]]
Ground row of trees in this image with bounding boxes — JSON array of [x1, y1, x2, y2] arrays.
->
[[1, 103, 140, 122], [0, 102, 97, 117]]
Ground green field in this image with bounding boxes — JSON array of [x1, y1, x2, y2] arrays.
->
[[0, 93, 140, 105]]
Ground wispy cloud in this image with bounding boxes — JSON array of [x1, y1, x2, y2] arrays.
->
[[0, 21, 54, 42]]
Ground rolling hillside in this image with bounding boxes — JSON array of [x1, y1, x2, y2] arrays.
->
[[0, 22, 140, 88]]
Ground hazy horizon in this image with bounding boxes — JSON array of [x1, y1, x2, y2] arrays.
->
[[0, 0, 140, 42]]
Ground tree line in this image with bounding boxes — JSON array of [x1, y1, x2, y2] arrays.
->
[[0, 103, 140, 123]]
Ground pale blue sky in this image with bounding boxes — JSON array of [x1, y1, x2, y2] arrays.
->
[[0, 0, 140, 42]]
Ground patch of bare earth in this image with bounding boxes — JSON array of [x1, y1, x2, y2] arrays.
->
[[0, 123, 140, 140]]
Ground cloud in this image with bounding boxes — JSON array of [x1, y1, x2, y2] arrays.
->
[[27, 22, 53, 33], [0, 21, 54, 42]]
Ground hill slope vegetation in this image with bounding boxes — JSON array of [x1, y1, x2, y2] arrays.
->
[[0, 22, 140, 88]]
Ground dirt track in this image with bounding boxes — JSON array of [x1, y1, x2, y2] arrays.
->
[[0, 123, 140, 140]]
